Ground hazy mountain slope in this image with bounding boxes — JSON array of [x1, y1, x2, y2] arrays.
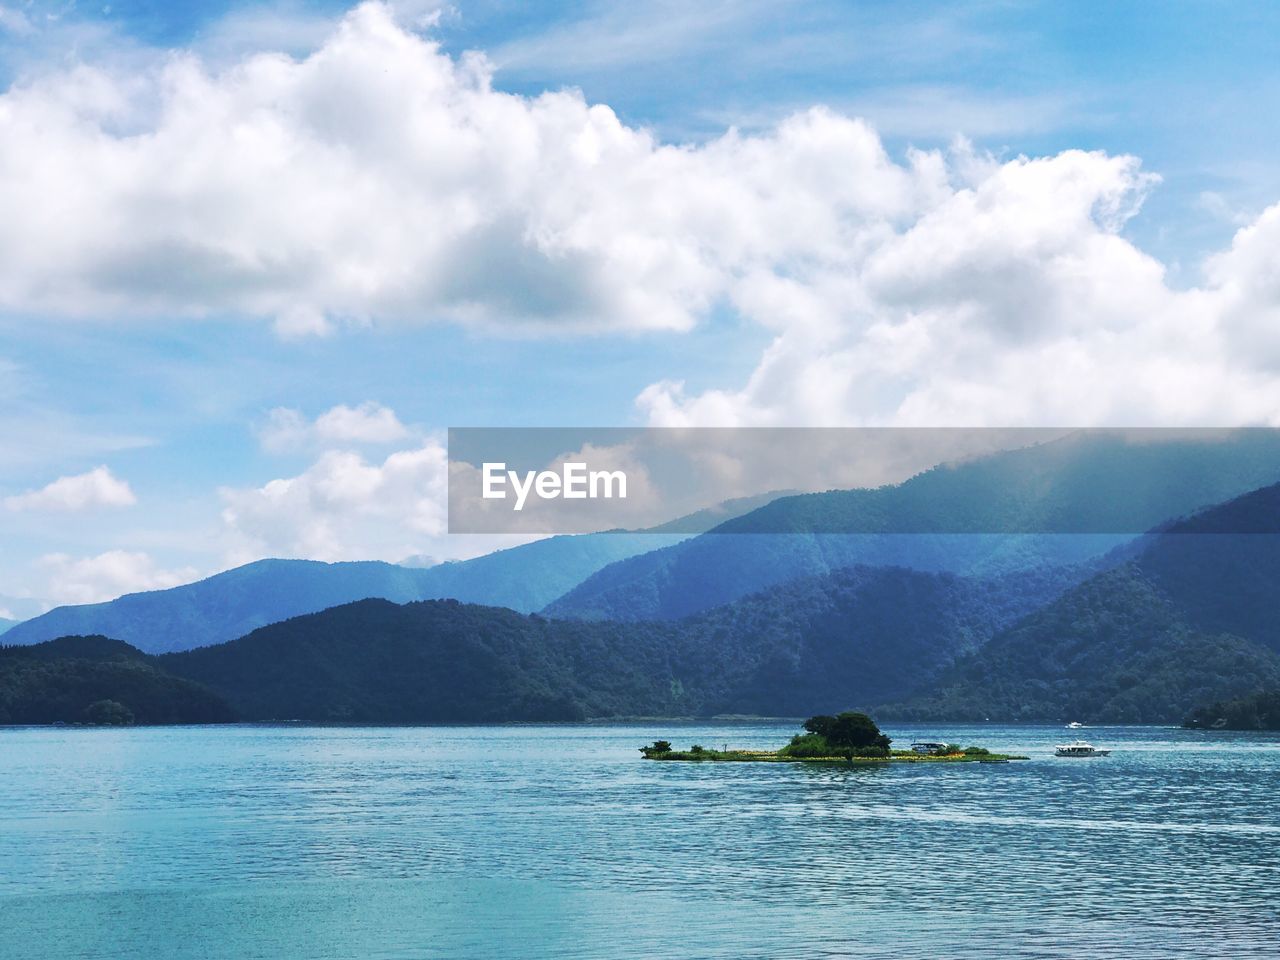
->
[[407, 532, 684, 611], [546, 431, 1280, 622], [2, 559, 433, 655], [2, 493, 779, 655], [882, 483, 1280, 722], [0, 617, 16, 637]]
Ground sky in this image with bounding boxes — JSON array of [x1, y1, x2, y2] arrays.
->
[[2, 0, 1280, 614]]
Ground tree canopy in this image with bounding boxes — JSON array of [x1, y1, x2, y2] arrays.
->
[[800, 711, 891, 754]]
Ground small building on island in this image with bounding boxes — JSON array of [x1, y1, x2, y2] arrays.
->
[[910, 741, 949, 755]]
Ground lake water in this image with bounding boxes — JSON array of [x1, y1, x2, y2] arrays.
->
[[1, 722, 1277, 959]]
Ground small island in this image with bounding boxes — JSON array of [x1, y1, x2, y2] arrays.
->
[[641, 712, 1028, 764]]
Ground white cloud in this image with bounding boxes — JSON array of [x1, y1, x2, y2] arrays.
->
[[257, 402, 410, 452], [637, 145, 1280, 428], [4, 466, 137, 512], [0, 1, 1276, 428], [220, 440, 450, 561], [315, 403, 410, 444], [38, 551, 199, 605], [0, 1, 746, 335]]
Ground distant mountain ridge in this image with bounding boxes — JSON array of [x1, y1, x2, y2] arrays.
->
[[545, 430, 1280, 622], [0, 618, 17, 637], [3, 493, 780, 654]]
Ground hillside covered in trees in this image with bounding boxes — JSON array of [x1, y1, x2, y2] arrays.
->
[[1184, 690, 1280, 730], [883, 483, 1280, 722], [0, 635, 233, 725]]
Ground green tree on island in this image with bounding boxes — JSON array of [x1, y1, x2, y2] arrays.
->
[[83, 699, 135, 726], [783, 711, 891, 759]]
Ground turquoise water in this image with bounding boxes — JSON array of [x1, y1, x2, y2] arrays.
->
[[1, 723, 1277, 959]]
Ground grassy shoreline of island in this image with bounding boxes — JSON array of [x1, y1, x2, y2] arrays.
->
[[640, 711, 1029, 764], [641, 745, 1027, 764]]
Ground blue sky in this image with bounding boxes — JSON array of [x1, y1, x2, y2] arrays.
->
[[2, 0, 1279, 611]]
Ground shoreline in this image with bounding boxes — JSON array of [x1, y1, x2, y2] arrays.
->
[[644, 748, 1029, 764]]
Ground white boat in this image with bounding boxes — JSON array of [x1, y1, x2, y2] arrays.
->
[[1055, 740, 1110, 757], [1066, 721, 1084, 729]]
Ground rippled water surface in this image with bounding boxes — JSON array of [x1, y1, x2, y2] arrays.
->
[[2, 723, 1278, 958]]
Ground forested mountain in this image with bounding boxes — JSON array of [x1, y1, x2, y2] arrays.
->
[[0, 635, 233, 724], [882, 483, 1280, 722], [154, 563, 1074, 722], [545, 430, 1280, 622], [2, 494, 780, 655]]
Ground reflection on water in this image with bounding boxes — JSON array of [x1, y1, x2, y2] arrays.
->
[[1, 723, 1278, 958]]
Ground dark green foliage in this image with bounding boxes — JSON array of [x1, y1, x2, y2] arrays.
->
[[1184, 690, 1280, 730], [962, 746, 990, 756], [640, 741, 673, 758], [0, 636, 234, 724], [802, 711, 891, 751], [164, 599, 691, 722], [84, 699, 134, 725], [781, 713, 891, 757]]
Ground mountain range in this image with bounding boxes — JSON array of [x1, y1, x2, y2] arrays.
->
[[8, 559, 1077, 724], [8, 432, 1280, 725], [545, 430, 1280, 621]]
